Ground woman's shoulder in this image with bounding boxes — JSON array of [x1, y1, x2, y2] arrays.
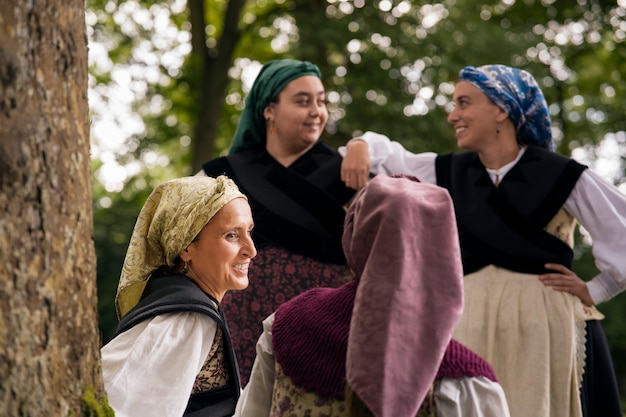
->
[[116, 275, 221, 335], [201, 155, 233, 177]]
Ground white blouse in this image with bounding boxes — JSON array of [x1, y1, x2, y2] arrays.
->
[[339, 131, 626, 305], [235, 314, 512, 417], [101, 312, 218, 417]]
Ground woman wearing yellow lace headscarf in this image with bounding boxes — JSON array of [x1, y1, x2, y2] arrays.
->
[[101, 175, 256, 417]]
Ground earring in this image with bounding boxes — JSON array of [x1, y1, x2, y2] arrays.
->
[[496, 122, 501, 135], [267, 119, 276, 134], [182, 261, 189, 274]]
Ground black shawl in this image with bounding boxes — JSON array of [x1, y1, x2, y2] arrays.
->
[[202, 142, 356, 264], [436, 146, 587, 275]]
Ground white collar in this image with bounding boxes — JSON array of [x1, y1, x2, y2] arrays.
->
[[485, 147, 526, 185]]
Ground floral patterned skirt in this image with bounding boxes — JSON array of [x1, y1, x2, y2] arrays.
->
[[220, 244, 351, 386]]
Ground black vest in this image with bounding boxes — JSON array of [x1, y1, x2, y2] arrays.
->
[[201, 142, 355, 264], [116, 275, 240, 417], [435, 146, 587, 275]]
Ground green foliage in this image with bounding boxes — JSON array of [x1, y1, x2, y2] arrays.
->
[[88, 0, 626, 398]]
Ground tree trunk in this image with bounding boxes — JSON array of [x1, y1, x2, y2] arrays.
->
[[0, 1, 110, 415], [190, 0, 247, 173]]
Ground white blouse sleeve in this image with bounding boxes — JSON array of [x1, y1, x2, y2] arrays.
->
[[435, 376, 512, 417], [101, 312, 217, 417], [339, 131, 438, 184], [564, 169, 626, 304], [234, 314, 276, 417]]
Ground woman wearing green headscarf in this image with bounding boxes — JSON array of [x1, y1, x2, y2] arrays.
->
[[198, 59, 358, 385]]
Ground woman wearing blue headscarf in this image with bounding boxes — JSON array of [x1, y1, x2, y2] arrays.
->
[[339, 65, 625, 417], [198, 59, 357, 385]]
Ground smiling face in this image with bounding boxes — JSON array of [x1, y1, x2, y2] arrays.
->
[[263, 75, 328, 164], [180, 197, 256, 302], [447, 81, 507, 152]]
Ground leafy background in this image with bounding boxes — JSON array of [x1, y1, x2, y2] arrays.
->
[[87, 0, 626, 405]]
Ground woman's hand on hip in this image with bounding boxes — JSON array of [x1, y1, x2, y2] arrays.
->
[[538, 263, 594, 306]]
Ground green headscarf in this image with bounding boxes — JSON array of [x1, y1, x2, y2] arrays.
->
[[228, 59, 322, 154]]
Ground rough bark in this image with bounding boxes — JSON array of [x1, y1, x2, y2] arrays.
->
[[190, 0, 247, 172], [0, 1, 110, 415]]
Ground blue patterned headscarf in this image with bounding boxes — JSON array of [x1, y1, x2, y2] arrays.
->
[[458, 65, 555, 151], [228, 59, 322, 154]]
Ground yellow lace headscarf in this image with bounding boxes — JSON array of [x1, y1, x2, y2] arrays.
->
[[115, 175, 246, 318]]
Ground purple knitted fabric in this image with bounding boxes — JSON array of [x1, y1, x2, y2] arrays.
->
[[436, 339, 498, 382], [272, 280, 358, 399], [272, 286, 498, 399]]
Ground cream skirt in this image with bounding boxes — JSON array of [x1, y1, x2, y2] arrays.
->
[[453, 265, 588, 417]]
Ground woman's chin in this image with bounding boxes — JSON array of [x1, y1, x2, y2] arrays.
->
[[231, 277, 250, 291]]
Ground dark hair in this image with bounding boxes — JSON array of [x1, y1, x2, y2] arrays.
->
[[151, 262, 182, 278]]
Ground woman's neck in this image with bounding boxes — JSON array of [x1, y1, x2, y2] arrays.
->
[[265, 142, 312, 167], [477, 136, 522, 170], [269, 152, 300, 167]]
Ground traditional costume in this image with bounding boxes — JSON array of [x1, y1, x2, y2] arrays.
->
[[199, 60, 356, 384], [339, 65, 625, 417], [235, 175, 512, 417], [101, 176, 246, 417]]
